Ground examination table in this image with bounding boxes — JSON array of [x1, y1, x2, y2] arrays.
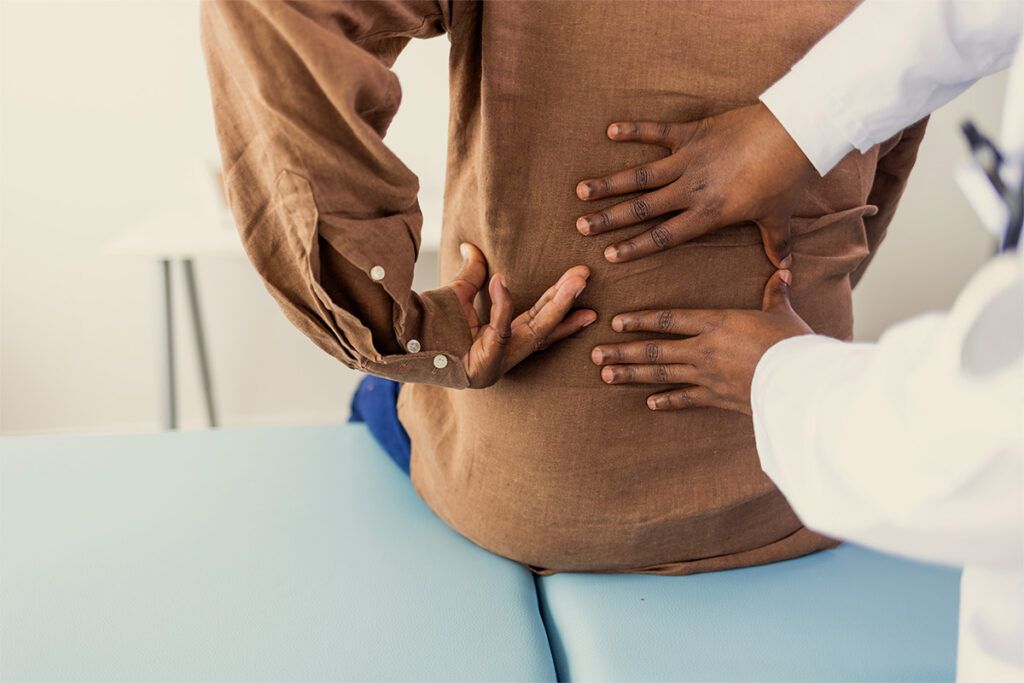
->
[[1, 424, 960, 681]]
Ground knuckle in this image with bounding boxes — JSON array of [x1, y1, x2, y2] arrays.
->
[[634, 166, 650, 190], [655, 364, 670, 383], [700, 314, 720, 334], [631, 197, 651, 221], [644, 342, 660, 362], [698, 196, 724, 220], [600, 177, 613, 195], [700, 346, 715, 364], [650, 225, 673, 250], [656, 310, 674, 331], [600, 211, 614, 232], [659, 121, 672, 140]]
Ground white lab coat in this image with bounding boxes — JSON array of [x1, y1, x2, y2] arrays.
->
[[754, 1, 1024, 680]]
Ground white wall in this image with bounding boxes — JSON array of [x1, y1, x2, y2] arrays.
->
[[852, 73, 1006, 340], [0, 1, 1005, 436]]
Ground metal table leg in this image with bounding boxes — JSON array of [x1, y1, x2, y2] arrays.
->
[[183, 258, 218, 428], [160, 259, 177, 430]]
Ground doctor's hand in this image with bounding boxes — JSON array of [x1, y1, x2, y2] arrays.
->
[[575, 103, 815, 268], [451, 243, 597, 388], [590, 270, 812, 415]]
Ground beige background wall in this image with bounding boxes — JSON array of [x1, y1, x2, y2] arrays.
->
[[0, 1, 1006, 436]]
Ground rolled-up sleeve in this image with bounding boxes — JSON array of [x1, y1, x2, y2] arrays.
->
[[200, 0, 472, 388]]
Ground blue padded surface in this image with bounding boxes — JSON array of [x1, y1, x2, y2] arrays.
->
[[1, 425, 555, 682], [538, 543, 960, 682]]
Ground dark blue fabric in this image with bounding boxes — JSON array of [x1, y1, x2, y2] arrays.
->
[[349, 375, 412, 475]]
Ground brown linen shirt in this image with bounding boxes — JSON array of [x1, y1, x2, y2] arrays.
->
[[201, 0, 927, 575]]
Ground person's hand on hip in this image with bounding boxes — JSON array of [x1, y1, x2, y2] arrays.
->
[[451, 242, 597, 388]]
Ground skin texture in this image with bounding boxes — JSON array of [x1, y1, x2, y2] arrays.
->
[[575, 102, 816, 268], [451, 243, 597, 388], [591, 270, 813, 415]]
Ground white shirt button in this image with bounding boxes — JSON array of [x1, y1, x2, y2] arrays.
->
[[432, 354, 448, 369], [406, 339, 421, 353], [369, 265, 386, 281]]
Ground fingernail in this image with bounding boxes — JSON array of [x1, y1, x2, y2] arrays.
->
[[499, 274, 508, 289], [609, 124, 621, 137], [647, 397, 659, 410], [611, 317, 624, 332], [577, 183, 591, 200], [576, 217, 590, 235], [583, 315, 597, 327], [601, 367, 615, 383], [780, 254, 793, 269], [604, 246, 618, 261], [574, 283, 585, 300], [779, 270, 792, 286], [459, 243, 470, 259], [591, 348, 603, 364]]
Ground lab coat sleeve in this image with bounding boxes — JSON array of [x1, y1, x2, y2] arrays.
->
[[751, 250, 1024, 572], [760, 0, 1024, 175]]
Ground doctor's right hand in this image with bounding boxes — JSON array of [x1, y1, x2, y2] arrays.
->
[[450, 243, 597, 388], [575, 102, 816, 269]]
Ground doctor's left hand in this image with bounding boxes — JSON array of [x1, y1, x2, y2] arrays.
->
[[590, 270, 813, 415], [574, 103, 815, 269]]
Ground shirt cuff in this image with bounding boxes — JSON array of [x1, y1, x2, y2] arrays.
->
[[760, 74, 856, 177]]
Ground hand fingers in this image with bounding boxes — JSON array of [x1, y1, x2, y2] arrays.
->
[[506, 274, 587, 365], [761, 269, 794, 312], [576, 185, 679, 236], [605, 121, 682, 147], [603, 210, 715, 263], [451, 242, 486, 291], [599, 363, 699, 385], [477, 274, 514, 357], [756, 216, 793, 269], [576, 155, 679, 202], [591, 340, 695, 365], [545, 308, 598, 346], [449, 242, 488, 329], [513, 265, 590, 328], [646, 386, 716, 411], [611, 308, 715, 336]]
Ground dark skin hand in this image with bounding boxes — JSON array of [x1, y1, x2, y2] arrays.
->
[[590, 270, 813, 415], [450, 242, 597, 388], [575, 102, 816, 268]]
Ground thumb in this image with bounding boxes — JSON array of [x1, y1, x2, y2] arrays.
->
[[757, 216, 793, 269], [449, 242, 487, 306], [762, 269, 794, 313]]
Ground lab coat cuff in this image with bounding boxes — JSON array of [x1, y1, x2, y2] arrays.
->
[[760, 73, 856, 176], [751, 334, 845, 489]]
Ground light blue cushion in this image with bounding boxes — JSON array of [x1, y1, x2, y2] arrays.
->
[[538, 543, 961, 682], [1, 425, 555, 682]]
